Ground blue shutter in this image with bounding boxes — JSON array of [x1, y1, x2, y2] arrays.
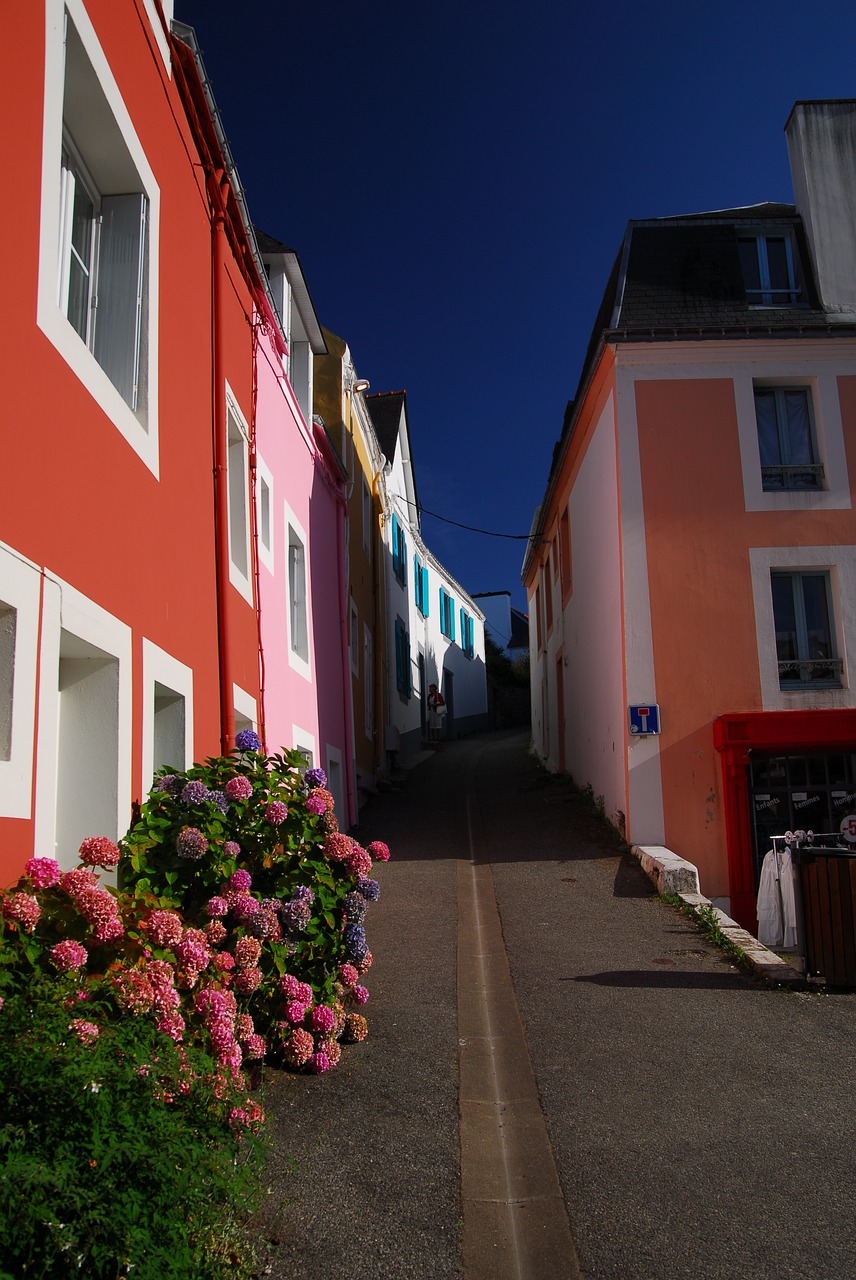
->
[[394, 618, 403, 692], [449, 597, 456, 643], [392, 515, 400, 577], [422, 566, 429, 616]]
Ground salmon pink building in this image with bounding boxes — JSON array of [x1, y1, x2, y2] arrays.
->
[[524, 101, 856, 929], [0, 0, 275, 883]]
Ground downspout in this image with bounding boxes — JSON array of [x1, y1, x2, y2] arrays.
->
[[209, 169, 235, 754], [336, 486, 358, 827]]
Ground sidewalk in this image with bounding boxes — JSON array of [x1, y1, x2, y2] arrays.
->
[[251, 729, 856, 1279]]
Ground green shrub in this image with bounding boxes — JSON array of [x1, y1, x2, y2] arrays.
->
[[0, 976, 265, 1280]]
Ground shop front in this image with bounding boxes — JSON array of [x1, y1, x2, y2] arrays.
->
[[713, 710, 856, 932]]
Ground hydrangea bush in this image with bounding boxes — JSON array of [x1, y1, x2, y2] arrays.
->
[[0, 734, 390, 1079]]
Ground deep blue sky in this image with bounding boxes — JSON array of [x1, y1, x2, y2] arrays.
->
[[175, 0, 855, 612]]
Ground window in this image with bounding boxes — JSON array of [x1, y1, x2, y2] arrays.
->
[[394, 618, 412, 698], [288, 527, 309, 663], [754, 386, 823, 491], [440, 587, 456, 641], [142, 639, 193, 796], [771, 571, 842, 687], [738, 232, 800, 306], [256, 455, 274, 572], [38, 0, 160, 471], [227, 394, 252, 599], [391, 514, 407, 586], [414, 558, 430, 616], [460, 609, 475, 659], [350, 599, 359, 674]]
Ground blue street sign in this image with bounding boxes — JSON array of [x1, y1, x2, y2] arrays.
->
[[628, 704, 661, 736]]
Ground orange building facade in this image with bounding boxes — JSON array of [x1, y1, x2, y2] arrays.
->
[[524, 102, 856, 928]]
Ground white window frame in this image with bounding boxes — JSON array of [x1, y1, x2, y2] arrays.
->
[[738, 231, 800, 307], [750, 545, 856, 711], [734, 368, 850, 512], [325, 743, 345, 830], [37, 0, 160, 476], [233, 684, 258, 740], [255, 452, 275, 574], [226, 386, 253, 604], [350, 598, 359, 675], [292, 726, 316, 770], [284, 500, 312, 681], [0, 545, 41, 820], [141, 639, 193, 796], [34, 573, 133, 862]]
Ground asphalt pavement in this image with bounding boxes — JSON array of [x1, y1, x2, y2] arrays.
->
[[251, 729, 856, 1280]]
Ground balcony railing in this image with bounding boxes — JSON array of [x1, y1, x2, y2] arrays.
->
[[778, 657, 844, 686], [762, 463, 825, 491]]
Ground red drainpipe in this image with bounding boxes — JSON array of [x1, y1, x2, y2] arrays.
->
[[208, 170, 235, 755]]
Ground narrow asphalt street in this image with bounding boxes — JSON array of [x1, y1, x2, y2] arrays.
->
[[252, 729, 856, 1279]]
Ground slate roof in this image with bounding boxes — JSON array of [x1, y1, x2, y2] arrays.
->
[[611, 205, 827, 337], [365, 391, 407, 465], [253, 228, 297, 256]]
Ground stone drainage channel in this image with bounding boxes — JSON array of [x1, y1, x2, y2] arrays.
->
[[456, 788, 582, 1279]]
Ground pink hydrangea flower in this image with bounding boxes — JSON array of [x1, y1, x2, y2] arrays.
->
[[264, 800, 288, 825], [205, 920, 227, 945], [234, 936, 262, 969], [352, 984, 369, 1006], [344, 1012, 368, 1042], [228, 869, 252, 892], [316, 1036, 342, 1067], [155, 1011, 185, 1042], [308, 1051, 332, 1074], [93, 916, 124, 943], [78, 836, 121, 869], [146, 959, 176, 990], [244, 1034, 266, 1059], [324, 833, 352, 862], [224, 841, 241, 859], [235, 967, 262, 995], [368, 840, 390, 863], [344, 843, 372, 878], [176, 928, 211, 972], [206, 896, 229, 918], [231, 892, 259, 922], [357, 950, 373, 975], [2, 893, 41, 932], [50, 939, 88, 972], [144, 910, 184, 948], [224, 776, 253, 801], [309, 1004, 335, 1033], [285, 1000, 307, 1025], [114, 969, 155, 1014], [25, 857, 61, 888], [280, 975, 313, 1004], [69, 1018, 100, 1045], [59, 867, 99, 899], [284, 1026, 314, 1067], [213, 951, 236, 972], [306, 793, 327, 816], [236, 1013, 254, 1040], [340, 963, 358, 988]]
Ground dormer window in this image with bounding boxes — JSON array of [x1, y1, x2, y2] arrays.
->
[[738, 232, 800, 306]]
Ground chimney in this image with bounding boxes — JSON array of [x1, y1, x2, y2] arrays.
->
[[786, 100, 856, 320]]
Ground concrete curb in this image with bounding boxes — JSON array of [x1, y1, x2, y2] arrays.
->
[[631, 845, 806, 988]]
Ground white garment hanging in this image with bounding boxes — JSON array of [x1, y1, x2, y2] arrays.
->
[[757, 846, 799, 949]]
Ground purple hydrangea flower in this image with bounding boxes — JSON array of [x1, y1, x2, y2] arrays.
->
[[250, 908, 280, 939], [208, 790, 229, 813], [292, 885, 315, 906], [176, 827, 207, 860], [357, 877, 381, 902], [180, 780, 209, 806], [344, 892, 367, 922], [343, 923, 368, 963], [281, 899, 311, 933], [305, 767, 327, 789], [154, 774, 184, 798], [224, 841, 241, 859], [235, 729, 262, 752]]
